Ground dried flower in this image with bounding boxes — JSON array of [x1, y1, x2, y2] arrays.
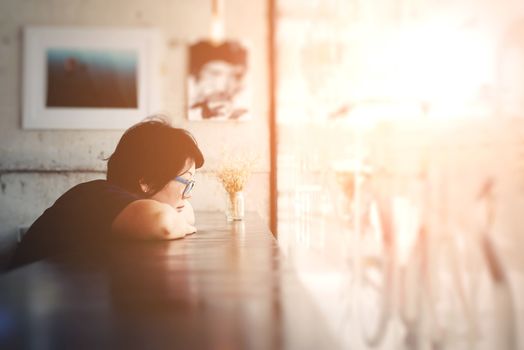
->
[[215, 154, 257, 194]]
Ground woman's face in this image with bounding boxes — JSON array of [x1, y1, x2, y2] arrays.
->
[[149, 158, 196, 212]]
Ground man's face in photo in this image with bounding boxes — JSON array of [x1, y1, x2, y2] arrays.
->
[[196, 60, 245, 102]]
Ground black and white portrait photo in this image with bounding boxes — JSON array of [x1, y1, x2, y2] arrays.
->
[[187, 40, 250, 121]]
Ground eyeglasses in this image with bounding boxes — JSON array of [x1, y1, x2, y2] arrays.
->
[[175, 176, 195, 198]]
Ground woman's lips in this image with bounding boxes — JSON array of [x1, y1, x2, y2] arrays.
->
[[176, 205, 185, 212]]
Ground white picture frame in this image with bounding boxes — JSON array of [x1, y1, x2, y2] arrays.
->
[[22, 26, 161, 130]]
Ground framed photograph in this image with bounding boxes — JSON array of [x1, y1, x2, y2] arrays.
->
[[187, 39, 251, 121], [23, 26, 161, 129]]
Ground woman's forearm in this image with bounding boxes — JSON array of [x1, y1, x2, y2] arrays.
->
[[112, 199, 195, 240]]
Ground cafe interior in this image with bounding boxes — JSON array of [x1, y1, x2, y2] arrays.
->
[[0, 0, 523, 348]]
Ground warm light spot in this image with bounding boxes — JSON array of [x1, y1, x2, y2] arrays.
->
[[210, 15, 225, 43]]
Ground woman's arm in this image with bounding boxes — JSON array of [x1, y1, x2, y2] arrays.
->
[[111, 199, 196, 240]]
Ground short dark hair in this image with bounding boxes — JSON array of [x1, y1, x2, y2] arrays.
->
[[189, 40, 247, 77], [107, 117, 204, 195]]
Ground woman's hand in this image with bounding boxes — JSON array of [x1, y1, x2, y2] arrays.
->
[[178, 200, 195, 225], [163, 206, 197, 238]]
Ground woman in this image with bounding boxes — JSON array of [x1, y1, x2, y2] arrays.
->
[[9, 117, 204, 269]]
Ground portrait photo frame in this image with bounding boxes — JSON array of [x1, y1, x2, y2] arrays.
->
[[22, 26, 161, 130], [186, 39, 251, 122]]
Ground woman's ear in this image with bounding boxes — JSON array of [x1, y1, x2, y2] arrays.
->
[[139, 179, 150, 194]]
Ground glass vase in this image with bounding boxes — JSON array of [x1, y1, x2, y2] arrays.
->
[[226, 191, 245, 221]]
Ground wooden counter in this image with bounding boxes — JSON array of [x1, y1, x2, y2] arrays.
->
[[0, 212, 342, 349]]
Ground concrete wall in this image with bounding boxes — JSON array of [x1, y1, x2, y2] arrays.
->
[[0, 0, 270, 248]]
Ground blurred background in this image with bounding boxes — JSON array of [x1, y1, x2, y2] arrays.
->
[[1, 0, 524, 348]]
